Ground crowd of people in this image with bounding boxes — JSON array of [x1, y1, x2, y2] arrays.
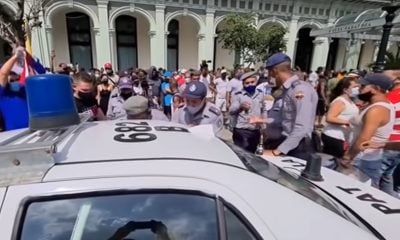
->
[[0, 47, 399, 198]]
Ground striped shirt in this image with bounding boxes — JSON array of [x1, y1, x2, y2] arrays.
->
[[387, 88, 400, 141]]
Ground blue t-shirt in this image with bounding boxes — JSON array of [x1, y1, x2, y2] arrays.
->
[[161, 82, 172, 107], [0, 85, 29, 131]]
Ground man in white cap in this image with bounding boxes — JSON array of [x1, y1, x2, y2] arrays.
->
[[107, 76, 134, 119], [123, 96, 169, 121], [214, 69, 229, 126]]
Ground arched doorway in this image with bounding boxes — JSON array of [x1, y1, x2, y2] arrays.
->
[[167, 19, 179, 71], [295, 28, 315, 72], [0, 38, 12, 63], [65, 12, 93, 71], [115, 15, 138, 70], [326, 38, 339, 71], [166, 15, 200, 70], [214, 18, 237, 70]]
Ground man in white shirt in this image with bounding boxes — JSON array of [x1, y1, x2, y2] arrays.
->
[[308, 70, 318, 88], [215, 69, 229, 125]]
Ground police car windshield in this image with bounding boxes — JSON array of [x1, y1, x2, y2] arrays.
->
[[224, 142, 348, 219]]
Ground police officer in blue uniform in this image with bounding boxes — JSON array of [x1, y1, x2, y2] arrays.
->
[[230, 71, 269, 152], [262, 53, 318, 160], [172, 81, 223, 135]]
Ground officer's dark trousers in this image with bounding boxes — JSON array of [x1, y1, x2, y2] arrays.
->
[[233, 128, 260, 153], [264, 136, 315, 161]]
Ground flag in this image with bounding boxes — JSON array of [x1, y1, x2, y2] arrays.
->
[[19, 51, 46, 85]]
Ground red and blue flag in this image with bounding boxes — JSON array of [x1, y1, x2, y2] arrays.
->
[[19, 51, 46, 85]]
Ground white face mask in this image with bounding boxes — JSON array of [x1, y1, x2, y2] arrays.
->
[[269, 77, 276, 86], [187, 103, 204, 114], [349, 87, 359, 98]]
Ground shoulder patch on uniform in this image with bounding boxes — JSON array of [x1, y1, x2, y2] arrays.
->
[[291, 80, 302, 88], [111, 93, 118, 98], [209, 106, 221, 116], [294, 91, 305, 99]]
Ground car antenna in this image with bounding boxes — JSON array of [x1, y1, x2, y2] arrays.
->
[[301, 153, 324, 181]]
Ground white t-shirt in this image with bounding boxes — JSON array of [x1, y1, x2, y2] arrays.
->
[[308, 71, 318, 88], [214, 78, 228, 99], [200, 75, 213, 98], [323, 96, 359, 141], [352, 102, 395, 161]]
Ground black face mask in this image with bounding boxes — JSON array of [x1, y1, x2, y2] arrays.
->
[[78, 91, 95, 101], [358, 91, 374, 102], [121, 92, 133, 100]]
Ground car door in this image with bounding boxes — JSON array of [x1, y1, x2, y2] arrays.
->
[[0, 176, 275, 240]]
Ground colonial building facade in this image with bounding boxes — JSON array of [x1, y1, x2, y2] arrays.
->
[[0, 0, 397, 72]]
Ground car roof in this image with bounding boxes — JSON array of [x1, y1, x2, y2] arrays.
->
[[0, 120, 244, 167]]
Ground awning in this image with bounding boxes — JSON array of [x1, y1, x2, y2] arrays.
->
[[310, 9, 400, 41]]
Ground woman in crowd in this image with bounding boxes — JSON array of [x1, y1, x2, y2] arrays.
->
[[96, 74, 114, 114], [321, 77, 360, 159]]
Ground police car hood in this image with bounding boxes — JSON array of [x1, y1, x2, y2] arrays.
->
[[22, 120, 244, 167], [262, 155, 400, 240]]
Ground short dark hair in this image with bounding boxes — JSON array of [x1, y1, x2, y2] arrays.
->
[[72, 72, 94, 85], [330, 77, 355, 102]]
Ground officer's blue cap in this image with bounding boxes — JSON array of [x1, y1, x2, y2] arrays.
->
[[265, 52, 291, 69], [360, 73, 393, 91], [183, 81, 207, 99]]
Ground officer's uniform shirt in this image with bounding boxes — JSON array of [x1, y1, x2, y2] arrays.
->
[[229, 88, 265, 130], [268, 75, 318, 154], [226, 78, 243, 94], [107, 93, 127, 119], [172, 102, 223, 134]]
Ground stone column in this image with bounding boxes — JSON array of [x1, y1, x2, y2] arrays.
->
[[149, 30, 158, 67], [204, 9, 215, 66], [28, 12, 48, 66], [155, 4, 166, 68], [311, 37, 330, 71], [344, 39, 362, 70], [95, 0, 111, 68], [285, 16, 299, 61], [198, 33, 206, 67], [372, 40, 380, 64], [45, 26, 54, 68], [109, 29, 117, 68]]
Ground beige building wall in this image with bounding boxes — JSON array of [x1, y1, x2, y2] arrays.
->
[[215, 39, 234, 69], [178, 17, 199, 70]]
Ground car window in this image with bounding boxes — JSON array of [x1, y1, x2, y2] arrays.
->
[[19, 193, 219, 240], [223, 141, 375, 236], [224, 206, 257, 240]]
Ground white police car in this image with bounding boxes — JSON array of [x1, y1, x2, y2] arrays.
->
[[0, 118, 399, 240]]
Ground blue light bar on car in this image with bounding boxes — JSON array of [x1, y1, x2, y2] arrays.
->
[[25, 74, 80, 130]]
